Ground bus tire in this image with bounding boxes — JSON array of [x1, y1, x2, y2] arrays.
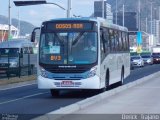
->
[[106, 70, 110, 90], [100, 70, 110, 93], [50, 89, 60, 97], [119, 68, 124, 86]]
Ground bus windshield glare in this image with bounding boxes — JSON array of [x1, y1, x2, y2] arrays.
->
[[39, 32, 97, 65]]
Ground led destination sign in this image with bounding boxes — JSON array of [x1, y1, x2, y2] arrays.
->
[[56, 23, 84, 29], [46, 22, 95, 31]]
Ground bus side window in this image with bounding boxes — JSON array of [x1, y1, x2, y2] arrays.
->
[[126, 32, 129, 51], [103, 28, 110, 54], [100, 29, 106, 62], [109, 29, 115, 52], [115, 31, 119, 51], [122, 32, 126, 51], [118, 32, 122, 51], [121, 32, 124, 51]]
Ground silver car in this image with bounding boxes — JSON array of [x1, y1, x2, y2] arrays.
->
[[131, 56, 144, 67], [141, 55, 153, 65]]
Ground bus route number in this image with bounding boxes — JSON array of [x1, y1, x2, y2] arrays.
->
[[51, 55, 62, 61]]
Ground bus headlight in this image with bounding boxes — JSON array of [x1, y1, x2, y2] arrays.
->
[[39, 66, 47, 78], [87, 66, 97, 78], [10, 62, 18, 68]]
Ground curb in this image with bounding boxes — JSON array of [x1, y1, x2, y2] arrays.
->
[[33, 71, 160, 120], [0, 75, 36, 86], [0, 80, 36, 90]]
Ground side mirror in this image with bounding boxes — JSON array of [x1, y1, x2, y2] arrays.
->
[[31, 31, 36, 42], [31, 27, 40, 42]]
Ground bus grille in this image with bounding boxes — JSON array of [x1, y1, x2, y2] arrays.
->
[[46, 68, 88, 73]]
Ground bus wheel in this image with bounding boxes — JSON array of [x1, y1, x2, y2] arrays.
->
[[50, 89, 60, 97], [105, 71, 110, 90], [100, 71, 110, 93], [119, 69, 124, 86]]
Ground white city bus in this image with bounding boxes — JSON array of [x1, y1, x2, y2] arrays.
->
[[31, 17, 130, 96]]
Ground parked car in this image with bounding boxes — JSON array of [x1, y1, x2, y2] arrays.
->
[[141, 55, 153, 65], [130, 56, 144, 67], [152, 53, 160, 64]]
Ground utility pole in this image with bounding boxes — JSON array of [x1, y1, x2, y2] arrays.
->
[[116, 0, 117, 24], [123, 4, 124, 27], [67, 0, 71, 18], [138, 0, 141, 31], [102, 0, 104, 18], [146, 17, 148, 32], [8, 0, 11, 40], [18, 7, 20, 37], [159, 6, 160, 20], [151, 2, 153, 35]]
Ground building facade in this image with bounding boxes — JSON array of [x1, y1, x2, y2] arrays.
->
[[0, 24, 18, 42], [152, 20, 160, 44], [113, 12, 138, 31], [94, 1, 113, 22]]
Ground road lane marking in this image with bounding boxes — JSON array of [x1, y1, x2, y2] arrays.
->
[[0, 83, 36, 91], [0, 92, 49, 105]]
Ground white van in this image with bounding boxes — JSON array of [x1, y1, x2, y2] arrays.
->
[[0, 39, 36, 76]]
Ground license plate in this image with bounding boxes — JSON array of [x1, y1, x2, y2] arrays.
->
[[61, 81, 74, 87]]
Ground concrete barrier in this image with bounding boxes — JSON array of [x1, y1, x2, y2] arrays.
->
[[33, 71, 160, 120]]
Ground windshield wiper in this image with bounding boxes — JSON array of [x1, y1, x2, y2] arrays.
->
[[72, 32, 85, 46]]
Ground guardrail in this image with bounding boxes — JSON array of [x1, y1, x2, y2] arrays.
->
[[0, 53, 37, 79]]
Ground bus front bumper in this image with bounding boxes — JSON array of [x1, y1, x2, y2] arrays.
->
[[38, 75, 101, 90]]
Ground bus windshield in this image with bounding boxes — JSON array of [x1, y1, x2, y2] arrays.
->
[[0, 48, 19, 58], [39, 32, 97, 65]]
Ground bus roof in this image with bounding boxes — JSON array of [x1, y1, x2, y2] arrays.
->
[[0, 39, 33, 49], [46, 17, 128, 32]]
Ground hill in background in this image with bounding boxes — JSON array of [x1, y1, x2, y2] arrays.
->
[[0, 15, 35, 36]]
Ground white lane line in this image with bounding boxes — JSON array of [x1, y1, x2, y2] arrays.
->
[[0, 83, 36, 91], [0, 92, 49, 105]]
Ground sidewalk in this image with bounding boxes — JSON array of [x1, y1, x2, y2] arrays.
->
[[58, 74, 160, 120]]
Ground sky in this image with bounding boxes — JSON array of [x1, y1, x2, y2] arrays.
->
[[0, 0, 102, 26]]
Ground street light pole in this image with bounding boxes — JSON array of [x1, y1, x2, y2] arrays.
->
[[67, 0, 71, 18], [146, 17, 148, 32], [116, 0, 117, 24], [151, 2, 153, 35], [159, 6, 160, 20], [8, 0, 11, 40], [102, 0, 104, 18], [138, 0, 141, 31], [18, 7, 20, 37], [14, 1, 67, 17], [123, 4, 124, 27]]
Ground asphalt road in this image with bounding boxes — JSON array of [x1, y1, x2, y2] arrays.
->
[[0, 64, 160, 119]]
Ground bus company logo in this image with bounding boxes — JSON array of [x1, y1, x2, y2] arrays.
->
[[58, 66, 77, 68]]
